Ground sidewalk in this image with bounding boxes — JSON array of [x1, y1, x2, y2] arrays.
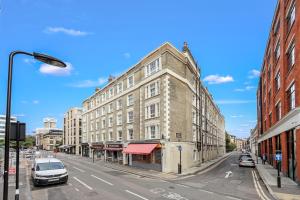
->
[[58, 151, 232, 181], [253, 154, 300, 200]]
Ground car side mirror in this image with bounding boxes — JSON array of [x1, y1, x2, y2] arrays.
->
[[31, 167, 35, 171]]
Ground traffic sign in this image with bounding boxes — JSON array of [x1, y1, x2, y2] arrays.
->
[[275, 153, 282, 161]]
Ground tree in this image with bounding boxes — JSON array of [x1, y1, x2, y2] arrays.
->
[[226, 132, 236, 152]]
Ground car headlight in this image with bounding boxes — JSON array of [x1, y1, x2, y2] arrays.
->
[[35, 174, 43, 177], [61, 172, 68, 176]]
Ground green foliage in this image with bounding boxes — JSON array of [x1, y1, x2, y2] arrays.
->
[[225, 132, 236, 152]]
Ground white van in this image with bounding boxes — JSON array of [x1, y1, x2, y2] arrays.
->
[[31, 158, 68, 186]]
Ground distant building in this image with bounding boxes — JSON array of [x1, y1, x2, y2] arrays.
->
[[228, 134, 236, 144], [235, 138, 247, 151], [35, 118, 63, 150], [62, 107, 82, 155], [249, 125, 258, 155], [0, 115, 17, 140]]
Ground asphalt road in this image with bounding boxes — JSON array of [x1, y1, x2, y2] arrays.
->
[[29, 151, 274, 200]]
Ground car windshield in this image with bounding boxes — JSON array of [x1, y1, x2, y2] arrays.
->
[[36, 162, 64, 171]]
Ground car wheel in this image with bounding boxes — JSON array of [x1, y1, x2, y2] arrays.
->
[[32, 179, 38, 187]]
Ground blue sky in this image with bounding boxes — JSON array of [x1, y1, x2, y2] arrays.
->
[[0, 0, 277, 138]]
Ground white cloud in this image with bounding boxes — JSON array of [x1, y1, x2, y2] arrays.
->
[[203, 75, 234, 84], [248, 69, 260, 79], [230, 115, 243, 118], [33, 100, 39, 104], [14, 114, 26, 117], [68, 77, 107, 88], [21, 100, 28, 104], [44, 27, 91, 36], [123, 52, 131, 59], [23, 58, 36, 64], [39, 62, 73, 76], [215, 100, 255, 105], [234, 85, 255, 92]]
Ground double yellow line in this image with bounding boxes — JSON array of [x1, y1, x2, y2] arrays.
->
[[251, 170, 271, 200]]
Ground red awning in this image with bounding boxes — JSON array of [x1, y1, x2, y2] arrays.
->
[[123, 144, 158, 155]]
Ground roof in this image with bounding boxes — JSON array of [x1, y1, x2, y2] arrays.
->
[[35, 158, 62, 164]]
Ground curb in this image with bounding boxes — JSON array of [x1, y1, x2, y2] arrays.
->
[[255, 165, 279, 200]]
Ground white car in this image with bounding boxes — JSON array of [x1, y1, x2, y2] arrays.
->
[[31, 158, 68, 186]]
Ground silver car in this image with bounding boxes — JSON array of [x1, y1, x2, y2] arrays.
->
[[239, 156, 255, 168]]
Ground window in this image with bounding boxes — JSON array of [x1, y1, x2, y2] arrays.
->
[[101, 107, 106, 116], [269, 113, 272, 127], [108, 131, 113, 141], [267, 65, 271, 80], [117, 131, 122, 141], [275, 42, 280, 61], [109, 103, 113, 113], [268, 90, 272, 105], [127, 94, 134, 106], [101, 132, 105, 141], [275, 102, 281, 121], [145, 103, 160, 119], [275, 72, 281, 91], [145, 124, 160, 139], [90, 121, 94, 131], [127, 111, 133, 123], [117, 99, 122, 110], [274, 18, 280, 35], [287, 83, 295, 111], [96, 109, 100, 118], [117, 114, 122, 125], [145, 80, 160, 99], [109, 88, 114, 98], [287, 43, 295, 71], [127, 75, 134, 88], [117, 82, 123, 94], [127, 129, 133, 140], [192, 110, 196, 124], [102, 119, 106, 128], [102, 93, 106, 102], [145, 58, 160, 77], [108, 116, 113, 127], [287, 3, 296, 31]]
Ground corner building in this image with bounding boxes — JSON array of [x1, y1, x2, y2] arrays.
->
[[257, 0, 300, 183], [82, 42, 225, 173]]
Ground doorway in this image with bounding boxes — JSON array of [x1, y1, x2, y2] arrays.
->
[[287, 130, 296, 181]]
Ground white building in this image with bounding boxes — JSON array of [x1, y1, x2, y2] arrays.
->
[[0, 115, 17, 140]]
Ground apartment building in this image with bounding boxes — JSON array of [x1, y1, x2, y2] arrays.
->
[[35, 118, 63, 150], [82, 42, 225, 173], [0, 115, 17, 140], [62, 107, 82, 155], [257, 0, 300, 183]]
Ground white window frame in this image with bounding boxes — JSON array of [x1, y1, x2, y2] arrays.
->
[[145, 58, 161, 77], [117, 130, 122, 141], [127, 111, 133, 123], [127, 74, 134, 88], [117, 99, 122, 110], [127, 129, 133, 140], [117, 82, 123, 94], [127, 94, 134, 106], [108, 116, 113, 127], [117, 114, 122, 125]]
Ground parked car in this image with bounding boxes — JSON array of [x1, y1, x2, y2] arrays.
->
[[31, 158, 68, 186], [239, 156, 255, 168], [239, 153, 252, 161]]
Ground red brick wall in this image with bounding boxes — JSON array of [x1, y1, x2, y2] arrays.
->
[[281, 132, 288, 175]]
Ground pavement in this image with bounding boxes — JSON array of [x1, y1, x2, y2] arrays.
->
[[253, 154, 300, 200]]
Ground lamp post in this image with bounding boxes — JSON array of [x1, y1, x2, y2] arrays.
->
[[3, 51, 66, 200]]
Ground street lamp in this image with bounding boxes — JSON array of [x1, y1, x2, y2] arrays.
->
[[3, 51, 66, 200]]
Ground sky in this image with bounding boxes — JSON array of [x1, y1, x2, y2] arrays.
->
[[0, 0, 277, 138]]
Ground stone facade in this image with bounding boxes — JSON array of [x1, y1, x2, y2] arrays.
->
[[82, 42, 225, 173], [63, 108, 83, 155]]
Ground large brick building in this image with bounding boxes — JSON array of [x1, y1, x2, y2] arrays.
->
[[81, 42, 225, 173], [257, 0, 300, 183]]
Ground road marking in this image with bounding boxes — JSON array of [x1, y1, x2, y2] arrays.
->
[[251, 171, 264, 200], [91, 174, 114, 186], [68, 183, 73, 186], [225, 171, 233, 178], [125, 190, 149, 200], [176, 184, 189, 188], [73, 166, 85, 173], [198, 189, 213, 194], [225, 196, 242, 200], [75, 188, 79, 192], [253, 171, 271, 200], [73, 177, 93, 190]]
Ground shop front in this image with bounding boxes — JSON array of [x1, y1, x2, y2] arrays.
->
[[81, 143, 90, 157], [91, 142, 105, 160], [123, 142, 162, 171], [104, 143, 123, 164]]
